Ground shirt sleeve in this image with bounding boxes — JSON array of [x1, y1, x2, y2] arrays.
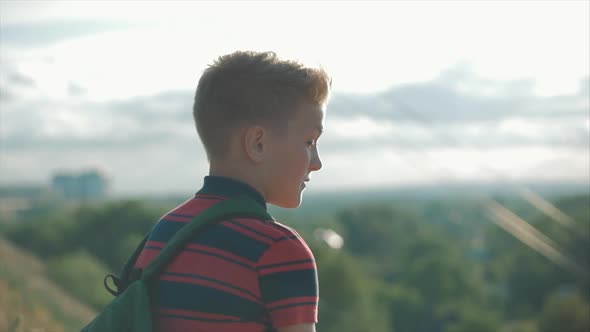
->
[[257, 230, 319, 328]]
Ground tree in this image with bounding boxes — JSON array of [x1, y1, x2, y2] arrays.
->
[[314, 247, 391, 332], [539, 293, 590, 332], [72, 200, 159, 270], [46, 250, 112, 309]]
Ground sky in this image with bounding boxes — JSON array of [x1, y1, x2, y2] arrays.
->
[[0, 0, 589, 196]]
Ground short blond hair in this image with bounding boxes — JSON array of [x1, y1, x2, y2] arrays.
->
[[193, 51, 331, 160]]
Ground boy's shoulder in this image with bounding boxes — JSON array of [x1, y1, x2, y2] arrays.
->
[[216, 213, 306, 248], [158, 196, 315, 265], [168, 195, 304, 243]]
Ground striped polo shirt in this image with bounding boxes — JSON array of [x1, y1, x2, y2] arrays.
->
[[134, 176, 319, 332]]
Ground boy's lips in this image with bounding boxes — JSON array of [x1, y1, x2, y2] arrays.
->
[[302, 178, 310, 188]]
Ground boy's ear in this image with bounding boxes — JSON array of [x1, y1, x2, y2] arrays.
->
[[243, 126, 266, 163]]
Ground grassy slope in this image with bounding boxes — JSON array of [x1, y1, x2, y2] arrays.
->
[[0, 236, 96, 332]]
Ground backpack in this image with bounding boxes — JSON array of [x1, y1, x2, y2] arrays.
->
[[80, 195, 272, 332]]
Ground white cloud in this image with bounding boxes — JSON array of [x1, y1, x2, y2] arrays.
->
[[1, 1, 588, 194], [326, 116, 396, 139], [312, 145, 589, 191], [2, 1, 588, 96], [0, 141, 208, 195]]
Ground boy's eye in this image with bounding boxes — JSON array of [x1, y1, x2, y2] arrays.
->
[[307, 140, 316, 146]]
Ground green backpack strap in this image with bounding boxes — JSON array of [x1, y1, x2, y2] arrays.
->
[[141, 195, 272, 281], [104, 232, 150, 296], [81, 195, 271, 332]]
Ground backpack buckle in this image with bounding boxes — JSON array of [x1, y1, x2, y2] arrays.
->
[[103, 274, 121, 297]]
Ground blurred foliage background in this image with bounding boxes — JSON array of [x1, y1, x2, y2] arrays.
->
[[0, 190, 588, 332]]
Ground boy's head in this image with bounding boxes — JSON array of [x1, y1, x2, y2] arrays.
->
[[193, 51, 331, 208]]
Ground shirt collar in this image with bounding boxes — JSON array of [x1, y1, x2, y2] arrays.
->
[[196, 176, 267, 210]]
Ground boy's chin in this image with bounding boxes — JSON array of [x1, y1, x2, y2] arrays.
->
[[270, 196, 303, 209]]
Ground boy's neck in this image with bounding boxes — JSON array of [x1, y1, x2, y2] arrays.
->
[[200, 175, 267, 209], [209, 165, 267, 202]]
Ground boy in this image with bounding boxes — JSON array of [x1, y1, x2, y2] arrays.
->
[[133, 51, 330, 332]]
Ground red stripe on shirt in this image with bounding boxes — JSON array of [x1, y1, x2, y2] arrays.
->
[[194, 194, 226, 200], [270, 304, 318, 328], [155, 316, 264, 332], [221, 221, 275, 245], [258, 262, 316, 276], [164, 214, 192, 222], [146, 240, 165, 248], [186, 243, 256, 266], [232, 218, 284, 237], [155, 307, 241, 321], [166, 252, 259, 294], [256, 239, 314, 266], [159, 274, 262, 304], [135, 247, 159, 268]]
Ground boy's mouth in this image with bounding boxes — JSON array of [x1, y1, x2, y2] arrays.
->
[[302, 177, 310, 188]]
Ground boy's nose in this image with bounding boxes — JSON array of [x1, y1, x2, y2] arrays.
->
[[309, 149, 322, 172]]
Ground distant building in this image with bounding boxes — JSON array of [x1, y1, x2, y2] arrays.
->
[[51, 170, 108, 201]]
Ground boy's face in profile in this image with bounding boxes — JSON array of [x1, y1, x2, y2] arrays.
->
[[265, 103, 324, 208]]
